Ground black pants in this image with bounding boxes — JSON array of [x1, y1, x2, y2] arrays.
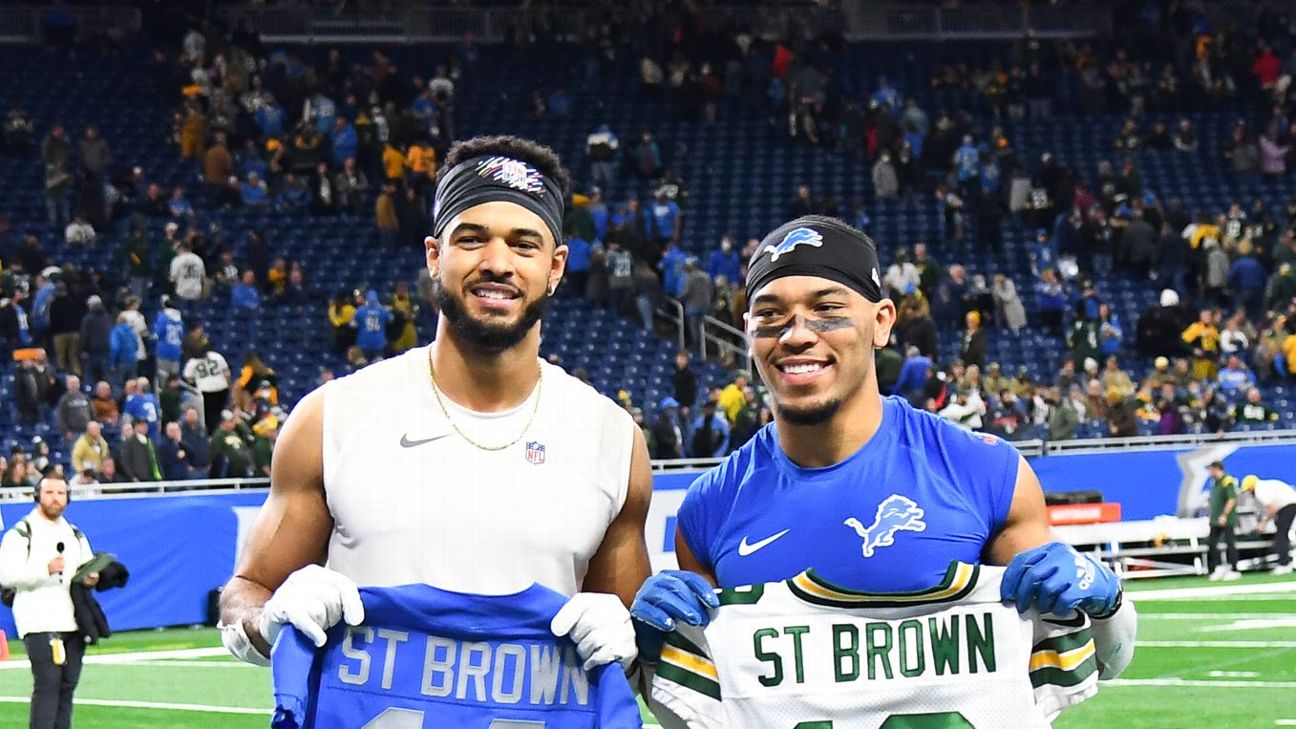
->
[[23, 631, 85, 729], [1206, 523, 1238, 572], [202, 388, 229, 434], [1274, 504, 1296, 567]]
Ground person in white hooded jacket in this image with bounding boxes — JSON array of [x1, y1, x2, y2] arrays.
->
[[0, 477, 98, 729]]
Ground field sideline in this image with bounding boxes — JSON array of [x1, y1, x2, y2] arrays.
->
[[0, 573, 1291, 728]]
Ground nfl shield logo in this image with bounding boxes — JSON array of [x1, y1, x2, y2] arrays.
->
[[525, 441, 546, 465]]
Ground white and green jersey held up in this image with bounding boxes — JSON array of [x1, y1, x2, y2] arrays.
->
[[650, 562, 1098, 729]]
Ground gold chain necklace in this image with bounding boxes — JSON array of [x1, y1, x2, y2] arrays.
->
[[426, 349, 543, 452]]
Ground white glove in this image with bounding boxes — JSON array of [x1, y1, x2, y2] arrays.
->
[[258, 564, 365, 648], [550, 592, 638, 671]]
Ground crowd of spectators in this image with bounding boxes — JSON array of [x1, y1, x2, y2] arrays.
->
[[4, 3, 1296, 482], [1, 10, 477, 484], [541, 3, 1296, 445]]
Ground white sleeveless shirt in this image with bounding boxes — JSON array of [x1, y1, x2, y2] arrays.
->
[[321, 345, 636, 597]]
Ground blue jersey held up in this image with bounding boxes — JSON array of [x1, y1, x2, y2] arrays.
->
[[272, 584, 642, 729], [677, 396, 1019, 592]]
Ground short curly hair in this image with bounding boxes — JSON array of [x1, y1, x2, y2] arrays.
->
[[436, 135, 571, 197]]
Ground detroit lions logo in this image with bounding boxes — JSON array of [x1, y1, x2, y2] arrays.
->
[[476, 156, 547, 195], [761, 227, 824, 261], [843, 495, 927, 558]]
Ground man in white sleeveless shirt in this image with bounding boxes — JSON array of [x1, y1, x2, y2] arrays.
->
[[218, 135, 653, 674]]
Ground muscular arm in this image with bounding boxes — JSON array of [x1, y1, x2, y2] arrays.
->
[[581, 426, 653, 608], [674, 526, 715, 586], [984, 454, 1055, 565], [218, 386, 333, 657]]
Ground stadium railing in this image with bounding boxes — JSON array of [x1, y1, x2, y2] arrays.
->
[[848, 2, 1112, 40], [0, 5, 140, 43], [0, 7, 35, 43], [1045, 428, 1296, 455], [3, 430, 1285, 501], [218, 2, 847, 44], [656, 298, 687, 353], [699, 315, 745, 368]]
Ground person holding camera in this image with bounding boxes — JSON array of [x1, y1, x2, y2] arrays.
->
[[0, 476, 97, 729]]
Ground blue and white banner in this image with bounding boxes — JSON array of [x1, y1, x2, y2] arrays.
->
[[1029, 441, 1296, 521], [2, 441, 1293, 635]]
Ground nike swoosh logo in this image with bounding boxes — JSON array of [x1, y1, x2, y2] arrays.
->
[[738, 529, 790, 557], [400, 433, 450, 448]]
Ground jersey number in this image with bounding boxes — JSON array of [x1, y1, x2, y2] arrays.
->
[[363, 708, 546, 729], [795, 712, 973, 729]]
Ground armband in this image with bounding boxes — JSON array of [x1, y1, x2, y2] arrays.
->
[[1090, 592, 1137, 679]]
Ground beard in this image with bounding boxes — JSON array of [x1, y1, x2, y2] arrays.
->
[[776, 397, 844, 426], [435, 279, 548, 353]]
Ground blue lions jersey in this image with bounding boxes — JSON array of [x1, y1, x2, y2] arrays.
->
[[271, 584, 642, 729], [677, 396, 1019, 592]]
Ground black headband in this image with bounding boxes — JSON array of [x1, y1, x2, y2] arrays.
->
[[432, 155, 565, 245], [745, 217, 884, 303]]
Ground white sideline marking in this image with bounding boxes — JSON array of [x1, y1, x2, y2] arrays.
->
[[1208, 670, 1260, 678], [1132, 581, 1296, 601], [116, 660, 257, 668], [1142, 613, 1296, 620], [1108, 678, 1296, 689], [0, 696, 269, 715], [1138, 640, 1296, 648], [1186, 597, 1296, 603], [1196, 618, 1296, 632], [1274, 720, 1296, 726], [0, 646, 229, 671]]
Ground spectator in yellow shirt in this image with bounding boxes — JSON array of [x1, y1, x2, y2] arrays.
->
[[328, 290, 357, 356], [405, 140, 436, 192], [1182, 309, 1221, 380], [266, 257, 288, 294], [233, 351, 277, 413], [71, 421, 110, 476], [375, 184, 400, 248], [718, 371, 750, 424], [1185, 213, 1220, 249], [382, 141, 405, 183], [389, 281, 419, 354]]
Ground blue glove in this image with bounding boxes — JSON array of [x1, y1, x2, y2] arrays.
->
[[1000, 542, 1121, 618], [630, 570, 719, 632]]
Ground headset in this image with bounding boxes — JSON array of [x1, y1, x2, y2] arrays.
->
[[33, 477, 71, 504]]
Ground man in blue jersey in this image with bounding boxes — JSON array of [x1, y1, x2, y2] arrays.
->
[[631, 215, 1136, 682]]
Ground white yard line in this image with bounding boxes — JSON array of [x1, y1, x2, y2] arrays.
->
[[0, 696, 269, 715], [1195, 618, 1296, 632], [113, 660, 256, 668], [0, 647, 229, 671], [1132, 582, 1296, 601], [1137, 640, 1296, 648], [1141, 613, 1296, 620], [1107, 678, 1296, 689], [1187, 594, 1296, 599]]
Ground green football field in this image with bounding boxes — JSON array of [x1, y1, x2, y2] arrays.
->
[[0, 572, 1291, 728]]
